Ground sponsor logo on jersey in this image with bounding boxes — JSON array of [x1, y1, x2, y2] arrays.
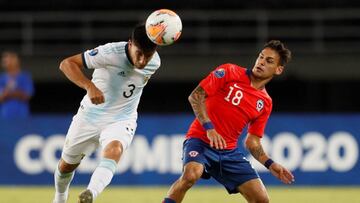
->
[[189, 151, 199, 157], [256, 99, 264, 112], [214, 68, 225, 78], [234, 83, 242, 89], [118, 71, 126, 77], [89, 49, 98, 56]]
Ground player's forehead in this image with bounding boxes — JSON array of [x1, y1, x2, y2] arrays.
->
[[259, 48, 280, 60], [131, 42, 155, 57]]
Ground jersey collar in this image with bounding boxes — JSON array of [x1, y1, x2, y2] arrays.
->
[[246, 68, 252, 78]]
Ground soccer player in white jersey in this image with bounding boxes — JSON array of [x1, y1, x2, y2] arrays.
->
[[52, 24, 160, 203]]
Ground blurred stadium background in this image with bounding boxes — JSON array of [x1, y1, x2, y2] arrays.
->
[[0, 0, 360, 202]]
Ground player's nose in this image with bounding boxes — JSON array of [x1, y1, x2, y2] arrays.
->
[[138, 56, 146, 66], [259, 60, 265, 66], [259, 59, 265, 66]]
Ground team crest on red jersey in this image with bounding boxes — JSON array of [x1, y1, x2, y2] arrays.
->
[[256, 99, 264, 112], [189, 151, 199, 157]]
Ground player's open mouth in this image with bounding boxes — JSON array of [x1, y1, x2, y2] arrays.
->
[[255, 66, 264, 72]]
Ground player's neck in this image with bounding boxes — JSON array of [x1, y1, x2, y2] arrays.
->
[[250, 75, 272, 90]]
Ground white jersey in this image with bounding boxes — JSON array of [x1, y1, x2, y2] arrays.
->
[[79, 41, 161, 123]]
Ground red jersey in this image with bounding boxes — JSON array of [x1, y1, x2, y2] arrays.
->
[[186, 64, 273, 149]]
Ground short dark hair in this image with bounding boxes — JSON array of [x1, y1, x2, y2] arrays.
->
[[264, 40, 292, 66], [130, 24, 157, 53]]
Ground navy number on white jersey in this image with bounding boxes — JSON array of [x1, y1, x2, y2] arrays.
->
[[123, 84, 136, 98]]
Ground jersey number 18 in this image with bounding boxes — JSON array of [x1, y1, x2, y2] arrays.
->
[[224, 85, 243, 106]]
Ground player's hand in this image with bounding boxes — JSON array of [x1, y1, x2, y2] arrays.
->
[[86, 83, 105, 105], [269, 162, 295, 184], [206, 129, 227, 150]]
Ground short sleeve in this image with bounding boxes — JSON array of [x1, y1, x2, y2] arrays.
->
[[199, 64, 234, 96], [248, 101, 272, 138], [82, 43, 118, 69]]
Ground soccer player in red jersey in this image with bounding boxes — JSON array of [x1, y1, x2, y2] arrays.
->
[[163, 40, 295, 203]]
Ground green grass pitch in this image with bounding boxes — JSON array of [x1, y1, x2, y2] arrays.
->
[[0, 186, 359, 203]]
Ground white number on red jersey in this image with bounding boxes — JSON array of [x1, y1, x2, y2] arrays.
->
[[224, 85, 243, 106]]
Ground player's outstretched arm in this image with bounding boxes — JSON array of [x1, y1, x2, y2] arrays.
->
[[188, 85, 226, 149], [245, 133, 294, 184], [59, 54, 104, 105]]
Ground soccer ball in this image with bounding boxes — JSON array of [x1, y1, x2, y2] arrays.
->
[[145, 9, 182, 46]]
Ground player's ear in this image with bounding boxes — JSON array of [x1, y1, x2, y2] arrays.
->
[[275, 65, 284, 75]]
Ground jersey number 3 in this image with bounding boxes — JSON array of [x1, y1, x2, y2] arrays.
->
[[123, 84, 135, 98], [224, 85, 243, 105]]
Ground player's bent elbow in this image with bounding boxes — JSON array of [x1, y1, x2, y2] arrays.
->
[[244, 135, 258, 150], [244, 140, 251, 151], [244, 136, 251, 149], [59, 58, 79, 74], [59, 59, 69, 72]]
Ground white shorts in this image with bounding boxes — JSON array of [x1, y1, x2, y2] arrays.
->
[[61, 113, 137, 164]]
